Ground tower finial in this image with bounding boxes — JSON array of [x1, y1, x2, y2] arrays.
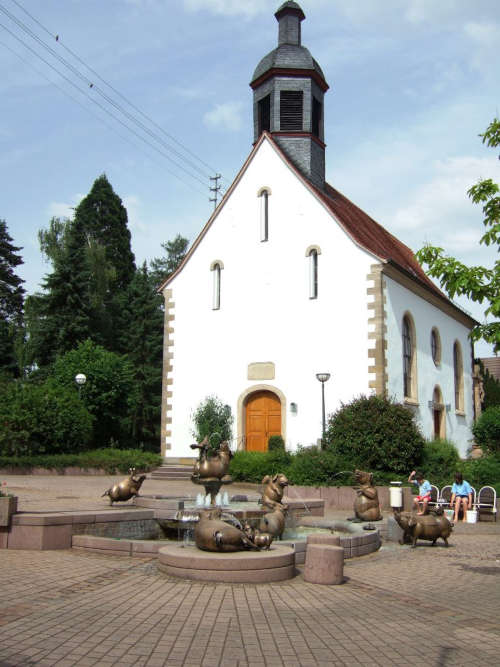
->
[[275, 2, 305, 46]]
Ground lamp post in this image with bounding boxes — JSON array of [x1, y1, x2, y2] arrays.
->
[[75, 373, 86, 398], [316, 373, 331, 449]]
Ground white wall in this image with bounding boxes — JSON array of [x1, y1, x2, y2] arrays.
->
[[164, 138, 376, 457], [384, 275, 474, 456]]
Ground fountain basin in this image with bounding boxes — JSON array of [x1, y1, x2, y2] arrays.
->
[[157, 543, 295, 583]]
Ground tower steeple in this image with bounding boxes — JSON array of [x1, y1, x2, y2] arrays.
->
[[250, 2, 329, 189]]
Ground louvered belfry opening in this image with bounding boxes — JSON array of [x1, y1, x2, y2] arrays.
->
[[280, 91, 303, 130], [258, 94, 271, 134]]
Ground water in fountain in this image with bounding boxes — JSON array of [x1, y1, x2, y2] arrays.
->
[[196, 493, 205, 507]]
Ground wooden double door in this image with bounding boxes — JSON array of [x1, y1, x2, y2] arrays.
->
[[245, 390, 281, 452]]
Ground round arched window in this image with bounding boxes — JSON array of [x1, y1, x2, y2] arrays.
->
[[431, 328, 441, 366]]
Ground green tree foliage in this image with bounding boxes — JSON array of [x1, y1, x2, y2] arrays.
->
[[51, 339, 137, 449], [192, 395, 233, 447], [416, 118, 500, 352], [0, 220, 25, 377], [472, 406, 500, 454], [478, 361, 500, 409], [0, 378, 93, 456], [324, 394, 425, 473], [150, 234, 189, 286], [116, 262, 164, 450]]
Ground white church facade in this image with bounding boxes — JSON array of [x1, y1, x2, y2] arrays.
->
[[159, 2, 478, 459]]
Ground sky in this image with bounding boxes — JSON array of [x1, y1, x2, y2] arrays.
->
[[1, 0, 499, 357]]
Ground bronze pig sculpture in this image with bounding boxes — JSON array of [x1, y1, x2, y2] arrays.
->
[[191, 438, 232, 482], [243, 522, 274, 550], [394, 510, 453, 548], [194, 509, 259, 552], [102, 468, 146, 505], [259, 506, 287, 539], [352, 469, 382, 522], [260, 473, 289, 511]]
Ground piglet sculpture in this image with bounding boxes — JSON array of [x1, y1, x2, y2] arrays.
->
[[393, 510, 453, 548], [102, 468, 146, 505]]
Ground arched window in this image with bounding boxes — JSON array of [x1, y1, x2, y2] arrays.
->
[[258, 188, 270, 241], [453, 341, 464, 411], [305, 246, 321, 299], [402, 314, 417, 400], [430, 327, 441, 366], [210, 261, 223, 310]]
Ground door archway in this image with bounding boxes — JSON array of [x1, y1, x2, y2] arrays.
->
[[245, 390, 282, 452]]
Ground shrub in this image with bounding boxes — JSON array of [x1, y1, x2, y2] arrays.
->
[[460, 454, 500, 495], [191, 395, 233, 451], [52, 340, 138, 449], [229, 449, 291, 483], [325, 394, 424, 473], [0, 449, 162, 474], [286, 446, 354, 486], [420, 439, 460, 485], [268, 435, 285, 451], [472, 407, 500, 454], [0, 379, 93, 457]]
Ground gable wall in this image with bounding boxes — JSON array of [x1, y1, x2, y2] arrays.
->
[[163, 140, 377, 456]]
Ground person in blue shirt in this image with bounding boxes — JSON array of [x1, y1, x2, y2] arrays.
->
[[408, 470, 432, 514], [450, 472, 473, 522]]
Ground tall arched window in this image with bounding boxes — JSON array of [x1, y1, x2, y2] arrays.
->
[[430, 327, 441, 366], [402, 314, 417, 400], [258, 188, 270, 241], [305, 246, 321, 299], [210, 261, 223, 310], [453, 341, 464, 412], [432, 386, 445, 439]]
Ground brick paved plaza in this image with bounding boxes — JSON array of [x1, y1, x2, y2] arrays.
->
[[1, 475, 499, 666]]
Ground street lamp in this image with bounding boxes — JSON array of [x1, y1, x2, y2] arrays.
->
[[75, 373, 86, 398], [316, 373, 331, 449]]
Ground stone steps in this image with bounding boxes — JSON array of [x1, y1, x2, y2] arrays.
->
[[150, 465, 193, 480]]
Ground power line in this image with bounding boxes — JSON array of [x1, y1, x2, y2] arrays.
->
[[0, 38, 209, 199], [1, 0, 231, 198], [0, 21, 210, 195], [8, 0, 225, 182]]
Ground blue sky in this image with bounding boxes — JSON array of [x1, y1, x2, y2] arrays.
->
[[1, 0, 499, 356]]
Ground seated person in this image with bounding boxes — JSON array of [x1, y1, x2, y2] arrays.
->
[[450, 472, 473, 523], [408, 470, 432, 515]]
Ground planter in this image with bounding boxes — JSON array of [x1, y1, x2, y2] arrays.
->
[[0, 496, 18, 526]]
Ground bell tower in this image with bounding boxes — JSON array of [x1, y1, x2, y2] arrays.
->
[[250, 2, 329, 189]]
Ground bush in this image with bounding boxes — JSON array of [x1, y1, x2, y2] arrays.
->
[[191, 395, 233, 451], [460, 454, 500, 495], [52, 340, 138, 449], [0, 448, 162, 474], [286, 446, 354, 486], [0, 379, 93, 457], [229, 449, 291, 483], [472, 407, 500, 454], [325, 394, 424, 473], [268, 435, 285, 451], [420, 439, 460, 486]]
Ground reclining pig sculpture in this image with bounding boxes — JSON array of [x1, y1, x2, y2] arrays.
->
[[102, 468, 146, 505], [195, 509, 273, 552], [394, 509, 453, 548]]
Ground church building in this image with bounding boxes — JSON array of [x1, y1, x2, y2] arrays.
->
[[159, 2, 478, 459]]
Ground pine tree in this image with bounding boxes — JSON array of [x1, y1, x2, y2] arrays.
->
[[74, 174, 136, 291], [118, 262, 164, 450], [150, 234, 189, 286], [0, 220, 25, 376], [26, 217, 92, 367]]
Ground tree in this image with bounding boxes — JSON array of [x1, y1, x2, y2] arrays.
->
[[117, 262, 164, 450], [150, 234, 189, 286], [416, 118, 500, 352], [52, 339, 137, 449], [0, 220, 25, 377]]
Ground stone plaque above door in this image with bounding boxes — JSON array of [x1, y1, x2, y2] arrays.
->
[[247, 362, 275, 380]]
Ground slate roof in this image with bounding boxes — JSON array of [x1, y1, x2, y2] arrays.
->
[[251, 44, 326, 84]]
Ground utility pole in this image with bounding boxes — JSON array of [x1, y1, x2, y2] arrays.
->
[[209, 174, 222, 210]]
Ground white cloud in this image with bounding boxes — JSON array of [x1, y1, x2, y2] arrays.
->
[[203, 102, 243, 132], [46, 193, 84, 220], [123, 195, 148, 234], [182, 0, 268, 18]]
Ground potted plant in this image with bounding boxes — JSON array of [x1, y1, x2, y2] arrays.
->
[[0, 481, 18, 527]]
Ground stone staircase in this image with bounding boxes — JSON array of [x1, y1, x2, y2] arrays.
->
[[149, 458, 195, 481]]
